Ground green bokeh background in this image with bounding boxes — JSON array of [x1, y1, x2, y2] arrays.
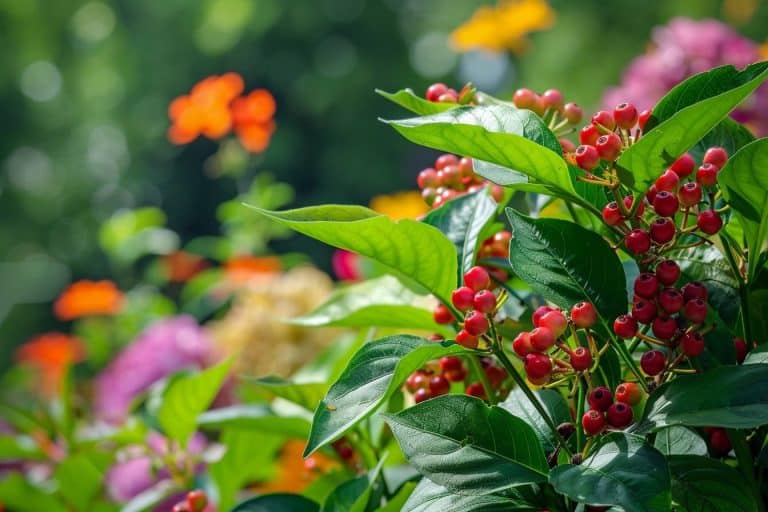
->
[[1, 0, 766, 364]]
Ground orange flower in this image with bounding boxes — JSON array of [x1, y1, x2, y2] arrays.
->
[[224, 255, 282, 284], [253, 440, 338, 494], [17, 333, 85, 396], [231, 89, 277, 153], [53, 280, 124, 321], [162, 251, 209, 282]]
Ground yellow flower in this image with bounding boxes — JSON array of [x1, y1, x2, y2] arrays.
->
[[451, 0, 555, 54], [369, 191, 428, 220], [760, 39, 768, 61]]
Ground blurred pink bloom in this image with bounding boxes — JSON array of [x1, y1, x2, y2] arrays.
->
[[94, 315, 216, 423], [331, 249, 363, 282], [603, 17, 768, 135]]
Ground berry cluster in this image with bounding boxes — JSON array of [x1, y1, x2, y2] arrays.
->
[[417, 153, 504, 209], [404, 355, 507, 403], [574, 103, 648, 171], [511, 87, 584, 151], [513, 302, 598, 385], [425, 82, 476, 105], [581, 382, 644, 436], [171, 490, 208, 512], [613, 260, 712, 376]]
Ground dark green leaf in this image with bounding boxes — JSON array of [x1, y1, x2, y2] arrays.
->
[[423, 189, 498, 276], [617, 62, 768, 195], [688, 118, 756, 163], [241, 376, 327, 411], [232, 493, 320, 512], [383, 106, 576, 196], [320, 458, 384, 512], [718, 138, 768, 280], [290, 275, 444, 332], [157, 358, 232, 444], [402, 478, 535, 512], [636, 364, 768, 432], [249, 205, 457, 303], [653, 427, 708, 456], [197, 405, 310, 438], [499, 387, 570, 453], [376, 89, 457, 115], [384, 394, 548, 495], [506, 209, 627, 325], [304, 336, 470, 456], [668, 455, 758, 512], [549, 433, 671, 512]]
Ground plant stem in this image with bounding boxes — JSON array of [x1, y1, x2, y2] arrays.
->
[[721, 234, 753, 344], [575, 376, 586, 453], [727, 429, 763, 511], [468, 354, 497, 405], [493, 347, 573, 458]]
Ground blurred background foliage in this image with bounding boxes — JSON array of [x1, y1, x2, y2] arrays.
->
[[1, 0, 767, 367]]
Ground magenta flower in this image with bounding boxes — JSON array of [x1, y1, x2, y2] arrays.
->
[[94, 315, 216, 423], [331, 249, 363, 282], [603, 17, 768, 135]]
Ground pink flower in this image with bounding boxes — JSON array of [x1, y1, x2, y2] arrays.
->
[[603, 17, 768, 135], [331, 249, 363, 282]]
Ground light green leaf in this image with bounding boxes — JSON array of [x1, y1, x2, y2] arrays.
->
[[376, 89, 458, 115], [197, 405, 311, 438], [54, 452, 110, 511], [0, 473, 67, 512], [242, 376, 328, 412], [402, 478, 535, 512], [320, 458, 385, 512], [653, 427, 708, 456]]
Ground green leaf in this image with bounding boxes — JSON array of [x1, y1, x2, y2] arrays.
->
[[54, 452, 110, 511], [423, 189, 498, 276], [157, 358, 233, 444], [549, 433, 671, 512], [402, 478, 535, 512], [376, 89, 457, 115], [668, 455, 759, 512], [290, 275, 443, 332], [320, 458, 385, 512], [688, 118, 756, 163], [378, 481, 416, 512], [616, 62, 768, 196], [499, 387, 570, 453], [0, 473, 67, 512], [383, 105, 576, 196], [232, 493, 320, 512], [197, 405, 311, 438], [384, 394, 548, 495], [653, 427, 708, 456], [0, 434, 45, 460], [250, 205, 457, 303], [304, 336, 470, 456], [242, 376, 328, 411], [506, 209, 627, 325], [745, 344, 768, 365], [636, 364, 768, 432], [719, 138, 768, 280]]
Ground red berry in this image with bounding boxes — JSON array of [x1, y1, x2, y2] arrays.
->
[[575, 144, 600, 170], [512, 332, 534, 357], [625, 229, 651, 254], [455, 329, 479, 349], [414, 388, 432, 403], [703, 146, 728, 168], [632, 299, 657, 324], [538, 309, 568, 337], [439, 356, 463, 373], [656, 260, 680, 286], [512, 88, 538, 109], [658, 288, 684, 314], [595, 133, 622, 161], [680, 332, 705, 357], [697, 210, 722, 235], [428, 333, 445, 341], [734, 337, 748, 363], [429, 375, 451, 396], [465, 381, 486, 399], [640, 350, 666, 376], [591, 110, 616, 131], [426, 83, 448, 102], [670, 153, 695, 178], [570, 346, 593, 371], [417, 168, 438, 189], [485, 365, 507, 389], [530, 326, 556, 351], [473, 290, 496, 314], [571, 301, 598, 329], [634, 273, 660, 299], [652, 316, 678, 340], [614, 314, 638, 339], [435, 154, 459, 170], [187, 490, 208, 512], [655, 169, 680, 192], [678, 182, 702, 207], [602, 202, 623, 226], [541, 89, 564, 109], [433, 304, 454, 324], [587, 386, 613, 412], [638, 109, 652, 131], [683, 298, 708, 324], [646, 184, 658, 204], [524, 353, 553, 380], [532, 305, 556, 327], [464, 310, 489, 336], [606, 402, 634, 428], [708, 428, 731, 456], [560, 138, 576, 153], [682, 282, 708, 302], [615, 382, 643, 405], [579, 124, 600, 145], [582, 409, 606, 436], [650, 217, 676, 244], [451, 286, 476, 311], [624, 195, 644, 216], [563, 102, 583, 124], [696, 163, 719, 187], [653, 191, 679, 217], [405, 371, 429, 392], [613, 102, 638, 129], [437, 91, 458, 103], [464, 266, 491, 291]]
